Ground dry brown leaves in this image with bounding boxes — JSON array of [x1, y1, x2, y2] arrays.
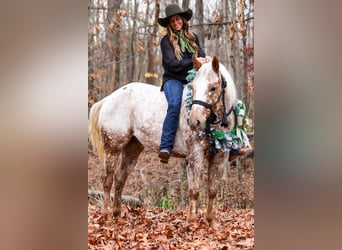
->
[[88, 205, 254, 249]]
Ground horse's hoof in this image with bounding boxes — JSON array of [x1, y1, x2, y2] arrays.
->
[[187, 214, 197, 223], [208, 219, 220, 230], [112, 208, 121, 217], [102, 210, 112, 221]]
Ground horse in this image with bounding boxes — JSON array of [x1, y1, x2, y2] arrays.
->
[[88, 56, 237, 228]]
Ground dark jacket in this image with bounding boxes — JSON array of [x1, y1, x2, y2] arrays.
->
[[160, 33, 205, 91]]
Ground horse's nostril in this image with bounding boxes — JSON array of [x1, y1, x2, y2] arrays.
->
[[189, 118, 202, 130]]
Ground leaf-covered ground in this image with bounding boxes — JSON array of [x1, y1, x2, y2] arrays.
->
[[88, 204, 254, 249], [88, 145, 254, 249]]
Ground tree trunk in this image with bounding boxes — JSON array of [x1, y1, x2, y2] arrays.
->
[[230, 0, 243, 97], [129, 0, 139, 82], [146, 0, 160, 85], [108, 0, 122, 90], [194, 0, 204, 48], [182, 0, 189, 11]]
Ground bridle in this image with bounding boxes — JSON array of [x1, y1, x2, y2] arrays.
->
[[191, 73, 233, 128], [191, 73, 234, 155]]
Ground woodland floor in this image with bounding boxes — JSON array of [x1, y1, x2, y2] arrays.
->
[[88, 151, 254, 249]]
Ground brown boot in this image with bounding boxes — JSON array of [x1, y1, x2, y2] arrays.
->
[[229, 147, 253, 161], [159, 149, 170, 164]]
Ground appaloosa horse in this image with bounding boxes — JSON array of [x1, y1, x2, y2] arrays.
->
[[88, 56, 237, 228]]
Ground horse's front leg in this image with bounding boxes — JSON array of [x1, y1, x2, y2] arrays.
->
[[207, 155, 226, 229], [186, 148, 205, 223]]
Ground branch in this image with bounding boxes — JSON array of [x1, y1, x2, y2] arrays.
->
[[191, 16, 254, 28], [88, 190, 142, 208]]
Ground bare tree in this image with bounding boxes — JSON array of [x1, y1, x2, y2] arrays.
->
[[124, 0, 139, 82], [146, 0, 160, 84], [182, 0, 189, 11], [194, 0, 204, 48], [108, 0, 123, 89]]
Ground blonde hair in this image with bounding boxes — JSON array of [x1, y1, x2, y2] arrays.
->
[[167, 18, 198, 60]]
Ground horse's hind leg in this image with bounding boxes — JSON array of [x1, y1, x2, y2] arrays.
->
[[112, 137, 144, 217]]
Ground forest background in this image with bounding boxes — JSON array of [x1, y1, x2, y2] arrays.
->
[[88, 0, 254, 208], [88, 0, 254, 123], [88, 2, 255, 247]]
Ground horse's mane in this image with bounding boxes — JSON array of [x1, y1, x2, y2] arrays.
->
[[218, 63, 237, 108]]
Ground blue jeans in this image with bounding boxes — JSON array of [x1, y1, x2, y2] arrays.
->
[[159, 79, 184, 152]]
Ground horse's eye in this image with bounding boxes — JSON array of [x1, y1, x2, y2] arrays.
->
[[210, 87, 217, 92]]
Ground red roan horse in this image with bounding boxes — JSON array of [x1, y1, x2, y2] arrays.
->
[[88, 56, 237, 228]]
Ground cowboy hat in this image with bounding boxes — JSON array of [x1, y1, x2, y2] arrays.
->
[[158, 4, 193, 27]]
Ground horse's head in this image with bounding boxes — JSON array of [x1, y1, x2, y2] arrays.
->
[[189, 56, 236, 131]]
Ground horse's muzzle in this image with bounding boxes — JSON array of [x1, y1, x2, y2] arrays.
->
[[188, 111, 207, 131]]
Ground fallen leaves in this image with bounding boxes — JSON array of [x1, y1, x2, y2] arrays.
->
[[88, 205, 254, 249], [88, 150, 254, 249]]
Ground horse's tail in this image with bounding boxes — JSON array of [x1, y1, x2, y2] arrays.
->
[[88, 99, 105, 162]]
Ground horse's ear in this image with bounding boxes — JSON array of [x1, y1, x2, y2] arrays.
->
[[212, 56, 219, 74], [193, 55, 202, 71]]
